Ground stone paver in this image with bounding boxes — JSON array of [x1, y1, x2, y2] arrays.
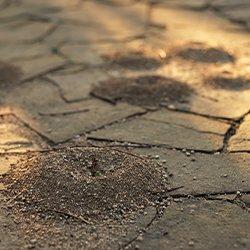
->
[[229, 114, 250, 152], [131, 148, 250, 195], [4, 79, 144, 143], [89, 109, 230, 151], [0, 0, 250, 249], [0, 19, 55, 44], [43, 1, 147, 45], [129, 199, 250, 250], [47, 68, 110, 102], [0, 44, 66, 83], [0, 115, 48, 153]]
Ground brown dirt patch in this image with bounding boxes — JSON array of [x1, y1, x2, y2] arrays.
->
[[205, 76, 250, 91], [4, 147, 167, 223], [176, 47, 235, 63], [0, 61, 23, 88], [103, 51, 164, 71], [91, 75, 195, 107]]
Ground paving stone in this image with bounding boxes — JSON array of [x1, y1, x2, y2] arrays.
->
[[44, 1, 147, 44], [0, 44, 66, 84], [223, 7, 250, 23], [15, 55, 66, 82], [0, 115, 47, 153], [155, 0, 208, 10], [143, 110, 230, 135], [59, 40, 157, 66], [30, 100, 144, 143], [4, 79, 144, 143], [179, 89, 250, 119], [0, 56, 66, 85], [89, 109, 230, 151], [47, 68, 110, 102], [151, 4, 250, 47], [240, 194, 250, 206], [131, 148, 250, 195], [228, 114, 250, 152], [0, 2, 61, 20], [211, 0, 250, 9], [0, 43, 51, 62], [149, 5, 250, 119], [0, 19, 56, 44], [131, 199, 250, 250]]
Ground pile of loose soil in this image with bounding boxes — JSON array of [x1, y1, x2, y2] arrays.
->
[[205, 76, 250, 91], [91, 75, 194, 107], [103, 51, 164, 71], [4, 147, 168, 223], [176, 46, 234, 63], [0, 61, 23, 87]]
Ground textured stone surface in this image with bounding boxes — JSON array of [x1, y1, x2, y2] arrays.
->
[[0, 115, 47, 153], [223, 7, 250, 23], [211, 0, 250, 8], [4, 79, 144, 143], [130, 199, 250, 250], [0, 20, 55, 44], [44, 1, 147, 44], [228, 114, 250, 152], [131, 148, 250, 195], [0, 1, 249, 249], [47, 68, 110, 102], [0, 44, 66, 82], [149, 5, 250, 119], [89, 110, 230, 151], [155, 0, 208, 10]]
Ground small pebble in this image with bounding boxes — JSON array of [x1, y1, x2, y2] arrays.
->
[[188, 241, 194, 246], [168, 104, 176, 110], [137, 236, 143, 242]]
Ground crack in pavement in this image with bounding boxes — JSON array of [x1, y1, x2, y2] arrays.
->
[[222, 110, 250, 152], [38, 108, 90, 117], [87, 137, 223, 154], [142, 117, 227, 136], [7, 113, 55, 146]]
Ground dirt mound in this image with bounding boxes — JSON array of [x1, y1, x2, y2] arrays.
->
[[176, 47, 234, 63], [4, 147, 168, 223], [0, 61, 23, 87], [103, 51, 163, 71], [91, 75, 194, 107], [205, 76, 250, 91]]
